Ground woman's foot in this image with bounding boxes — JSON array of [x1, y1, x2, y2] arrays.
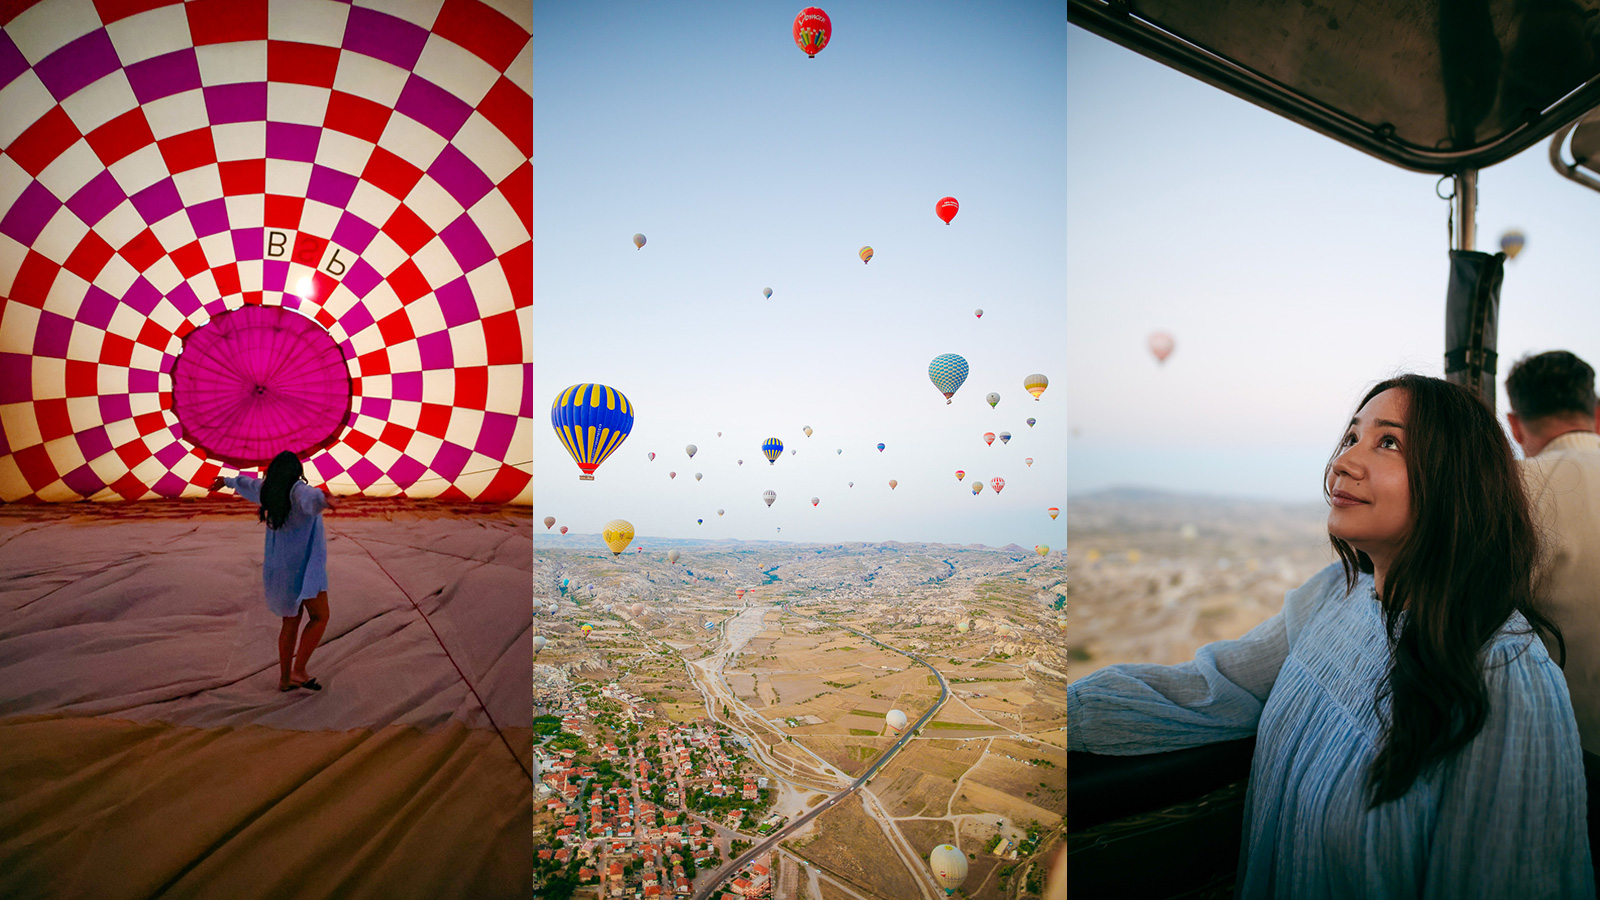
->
[[279, 676, 322, 691]]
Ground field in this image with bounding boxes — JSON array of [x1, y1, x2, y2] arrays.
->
[[893, 817, 956, 857], [790, 794, 923, 900], [870, 740, 983, 817]]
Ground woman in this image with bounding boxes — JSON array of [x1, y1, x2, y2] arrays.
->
[[1068, 375, 1593, 897], [212, 451, 336, 692]]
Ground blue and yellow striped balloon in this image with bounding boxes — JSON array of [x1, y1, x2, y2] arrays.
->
[[551, 384, 634, 480], [762, 437, 784, 465], [928, 354, 969, 404]]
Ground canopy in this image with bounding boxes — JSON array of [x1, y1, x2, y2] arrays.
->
[[1551, 102, 1600, 193], [1069, 0, 1600, 173]]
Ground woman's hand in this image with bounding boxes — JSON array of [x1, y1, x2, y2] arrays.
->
[[209, 476, 226, 491]]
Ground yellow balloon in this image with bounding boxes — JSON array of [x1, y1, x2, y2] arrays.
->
[[602, 519, 634, 557], [859, 246, 874, 264], [1035, 545, 1049, 556], [1023, 373, 1049, 400]]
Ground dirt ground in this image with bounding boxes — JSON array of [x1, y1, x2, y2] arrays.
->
[[790, 794, 923, 900], [870, 740, 984, 817], [892, 817, 956, 857]]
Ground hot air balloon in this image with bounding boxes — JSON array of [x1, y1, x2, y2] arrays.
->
[[811, 497, 820, 506], [803, 426, 813, 437], [533, 635, 548, 656], [990, 477, 1005, 494], [935, 196, 959, 224], [697, 518, 703, 524], [793, 6, 831, 57], [1501, 230, 1526, 260], [670, 471, 677, 479], [602, 519, 634, 557], [955, 470, 966, 481], [1048, 507, 1059, 520], [997, 622, 1014, 636], [718, 509, 725, 516], [543, 516, 556, 529], [848, 481, 854, 488], [986, 392, 1000, 408], [974, 308, 983, 318], [1149, 331, 1175, 364], [790, 449, 797, 455], [629, 603, 645, 617], [686, 444, 697, 458], [559, 526, 568, 534], [763, 437, 784, 464], [695, 473, 703, 481], [1035, 545, 1049, 557], [876, 443, 886, 452], [972, 482, 983, 495], [562, 578, 569, 589], [763, 490, 777, 507], [1057, 616, 1068, 631], [763, 287, 773, 298], [738, 460, 744, 466], [929, 845, 968, 895], [1023, 373, 1048, 400], [581, 623, 593, 638], [888, 480, 898, 490], [999, 432, 1011, 444], [956, 620, 970, 633], [552, 384, 634, 480], [648, 452, 655, 461], [1025, 458, 1033, 467], [633, 233, 646, 249], [859, 246, 873, 264], [669, 549, 680, 564], [928, 354, 969, 404], [735, 588, 747, 600], [984, 433, 996, 446], [837, 449, 843, 455], [1026, 418, 1036, 428], [887, 709, 909, 732]]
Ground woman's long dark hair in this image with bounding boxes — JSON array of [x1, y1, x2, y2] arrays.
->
[[259, 451, 306, 531], [1325, 375, 1563, 807]]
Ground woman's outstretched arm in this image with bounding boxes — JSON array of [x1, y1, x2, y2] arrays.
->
[[216, 474, 262, 504]]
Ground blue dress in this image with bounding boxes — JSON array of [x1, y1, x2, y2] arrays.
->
[[1068, 562, 1595, 899], [225, 475, 329, 617]]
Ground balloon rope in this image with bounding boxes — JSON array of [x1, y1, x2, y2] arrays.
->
[[329, 524, 533, 784]]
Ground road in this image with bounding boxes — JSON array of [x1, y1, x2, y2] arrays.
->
[[690, 608, 950, 900]]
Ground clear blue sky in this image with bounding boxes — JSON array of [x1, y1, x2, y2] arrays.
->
[[1066, 27, 1600, 502], [533, 3, 1069, 546]]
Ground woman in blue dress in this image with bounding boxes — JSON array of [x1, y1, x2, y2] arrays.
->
[[1069, 374, 1594, 898], [211, 451, 336, 692]]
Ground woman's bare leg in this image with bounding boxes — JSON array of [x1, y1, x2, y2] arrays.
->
[[290, 592, 330, 682], [278, 610, 303, 690]]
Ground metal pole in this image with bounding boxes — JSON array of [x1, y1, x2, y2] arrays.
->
[[1453, 169, 1476, 252]]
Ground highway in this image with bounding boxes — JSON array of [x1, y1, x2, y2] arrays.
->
[[691, 609, 950, 900]]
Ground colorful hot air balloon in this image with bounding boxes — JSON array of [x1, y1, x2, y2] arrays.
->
[[763, 437, 784, 464], [1023, 373, 1048, 400], [811, 497, 819, 506], [629, 603, 645, 617], [562, 578, 569, 590], [1036, 545, 1050, 557], [837, 449, 843, 455], [697, 518, 703, 524], [763, 287, 773, 298], [929, 845, 969, 895], [1057, 615, 1068, 631], [859, 246, 873, 264], [848, 481, 854, 487], [990, 477, 1005, 494], [888, 480, 898, 490], [669, 471, 676, 479], [581, 623, 593, 638], [984, 432, 996, 446], [695, 473, 703, 481], [803, 426, 813, 437], [1149, 331, 1175, 364], [956, 620, 970, 633], [559, 526, 568, 534], [887, 708, 908, 732], [686, 444, 697, 458], [955, 470, 966, 481], [928, 354, 969, 404], [1048, 507, 1059, 520], [602, 519, 634, 557], [974, 308, 983, 318], [668, 549, 680, 564], [544, 516, 556, 529], [738, 460, 744, 466], [553, 384, 634, 481], [986, 392, 1000, 408], [876, 443, 886, 452], [533, 635, 548, 656], [998, 432, 1011, 444], [633, 233, 646, 249], [1026, 418, 1036, 428], [763, 490, 777, 507], [936, 196, 959, 224], [1501, 230, 1526, 260], [793, 6, 831, 57], [972, 482, 983, 495], [1025, 458, 1033, 467], [718, 509, 725, 516], [648, 452, 655, 461], [735, 588, 747, 600]]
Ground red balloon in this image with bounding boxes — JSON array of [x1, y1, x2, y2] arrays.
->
[[559, 526, 568, 534], [794, 7, 831, 57], [936, 196, 959, 224]]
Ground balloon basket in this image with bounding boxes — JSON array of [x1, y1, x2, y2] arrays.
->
[[579, 475, 594, 481]]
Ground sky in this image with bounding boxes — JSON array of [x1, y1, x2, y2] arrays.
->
[[1066, 26, 1600, 502], [533, 2, 1069, 547]]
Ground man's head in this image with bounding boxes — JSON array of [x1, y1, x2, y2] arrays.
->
[[1505, 351, 1600, 456]]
